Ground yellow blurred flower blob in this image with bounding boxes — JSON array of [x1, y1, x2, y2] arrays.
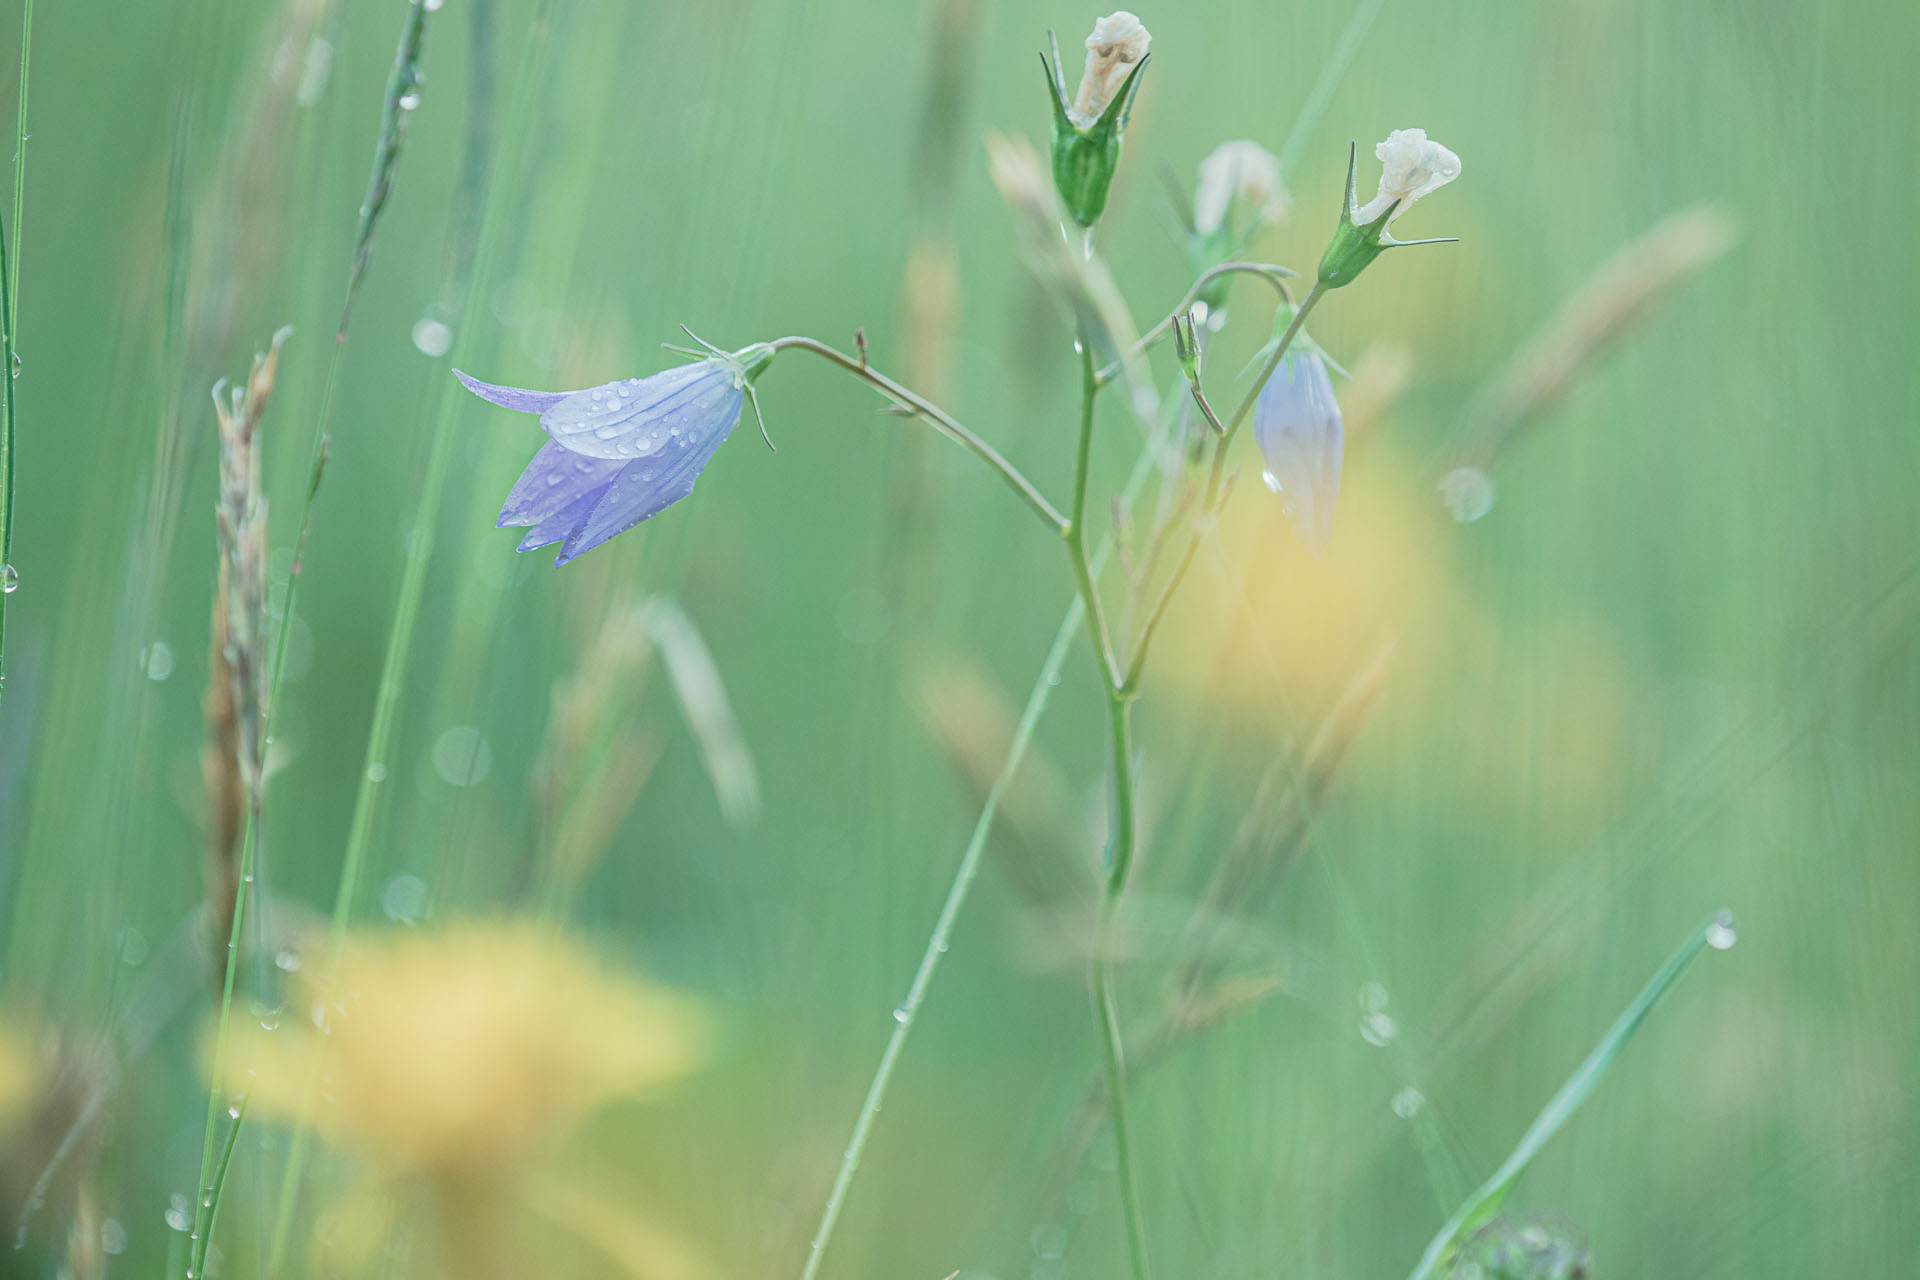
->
[[227, 921, 706, 1173]]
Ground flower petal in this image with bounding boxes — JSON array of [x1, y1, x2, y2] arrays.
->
[[1253, 351, 1344, 556], [497, 440, 623, 528], [540, 360, 741, 461], [555, 397, 743, 565], [454, 369, 570, 413]]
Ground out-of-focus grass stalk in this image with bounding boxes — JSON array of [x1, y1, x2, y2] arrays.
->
[[797, 448, 1155, 1280], [1405, 910, 1732, 1280], [0, 0, 31, 709], [268, 3, 555, 1263], [188, 332, 289, 1280]]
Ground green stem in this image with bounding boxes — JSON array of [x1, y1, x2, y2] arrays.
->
[[1119, 282, 1327, 698], [1096, 260, 1295, 386], [768, 335, 1067, 536], [184, 797, 258, 1280], [1068, 338, 1122, 689], [797, 446, 1159, 1280], [1070, 330, 1150, 1280], [0, 0, 25, 707]]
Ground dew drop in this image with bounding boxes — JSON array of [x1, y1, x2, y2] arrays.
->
[[431, 725, 492, 786], [1438, 467, 1496, 523], [0, 563, 17, 593], [396, 90, 421, 112], [1261, 469, 1283, 494], [366, 762, 388, 783], [410, 316, 453, 357], [140, 640, 175, 681], [381, 873, 431, 925], [164, 1195, 192, 1233], [1360, 1011, 1398, 1047], [100, 1218, 128, 1255], [1391, 1086, 1426, 1119], [275, 947, 301, 973], [1706, 908, 1738, 951], [890, 1003, 910, 1024]]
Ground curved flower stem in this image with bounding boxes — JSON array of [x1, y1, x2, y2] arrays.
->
[[768, 335, 1067, 536], [1067, 338, 1123, 688], [1069, 329, 1151, 1280], [1095, 261, 1295, 386], [1119, 281, 1327, 698]]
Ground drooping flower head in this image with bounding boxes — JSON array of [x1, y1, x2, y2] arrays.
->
[[1187, 139, 1290, 313], [1254, 346, 1344, 556], [1042, 12, 1153, 227], [1318, 128, 1462, 289], [457, 338, 774, 566], [1192, 139, 1289, 238]]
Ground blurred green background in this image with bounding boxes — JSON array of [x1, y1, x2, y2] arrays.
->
[[1, 0, 1916, 1276]]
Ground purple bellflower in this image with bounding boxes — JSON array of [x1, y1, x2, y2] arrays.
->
[[1253, 348, 1343, 556], [456, 339, 774, 566]]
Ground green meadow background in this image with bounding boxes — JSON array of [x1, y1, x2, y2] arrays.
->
[[1, 0, 1916, 1275]]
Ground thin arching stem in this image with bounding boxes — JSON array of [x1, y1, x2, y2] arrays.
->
[[1067, 337, 1123, 688], [1097, 261, 1295, 385], [1120, 281, 1327, 697], [769, 335, 1068, 536]]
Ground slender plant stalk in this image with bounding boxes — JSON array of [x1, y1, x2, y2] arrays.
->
[[768, 335, 1067, 535], [0, 211, 14, 708], [798, 446, 1158, 1280], [1069, 332, 1152, 1280], [7, 0, 25, 324], [0, 0, 28, 708], [184, 792, 258, 1280]]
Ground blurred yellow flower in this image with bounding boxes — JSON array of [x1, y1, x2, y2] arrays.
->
[[225, 920, 706, 1174], [0, 1019, 37, 1130], [1161, 447, 1479, 715]]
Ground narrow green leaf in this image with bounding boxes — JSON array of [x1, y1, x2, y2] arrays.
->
[[1406, 910, 1733, 1280]]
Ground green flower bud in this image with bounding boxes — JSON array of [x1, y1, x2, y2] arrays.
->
[[1317, 130, 1462, 289], [1042, 15, 1152, 228]]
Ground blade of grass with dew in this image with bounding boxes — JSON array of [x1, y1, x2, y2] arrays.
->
[[0, 0, 28, 707], [1405, 909, 1735, 1280], [184, 1097, 247, 1280], [264, 5, 560, 1264]]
